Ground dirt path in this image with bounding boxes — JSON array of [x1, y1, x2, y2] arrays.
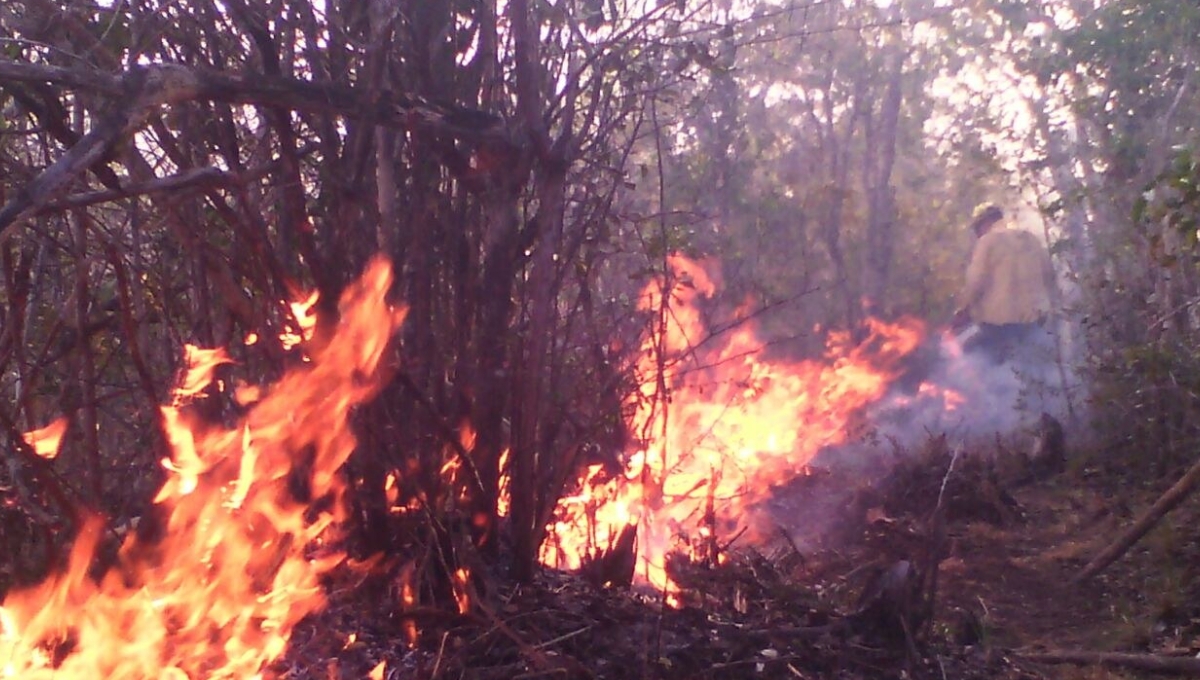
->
[[937, 481, 1133, 650], [932, 473, 1200, 678], [770, 454, 1200, 679]]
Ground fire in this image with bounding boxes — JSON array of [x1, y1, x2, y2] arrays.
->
[[496, 448, 511, 518], [917, 382, 965, 411], [396, 561, 418, 647], [0, 257, 405, 679], [541, 255, 925, 595], [451, 568, 471, 615], [281, 290, 320, 351], [21, 417, 69, 460], [172, 345, 232, 401]]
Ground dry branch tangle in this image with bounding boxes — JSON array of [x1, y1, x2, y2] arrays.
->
[[0, 59, 514, 237], [0, 60, 507, 139]]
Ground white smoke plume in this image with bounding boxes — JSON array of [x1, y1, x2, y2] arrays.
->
[[761, 322, 1083, 552], [867, 323, 1080, 452]]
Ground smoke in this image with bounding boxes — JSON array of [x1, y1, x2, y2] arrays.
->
[[758, 322, 1083, 552], [866, 323, 1080, 452], [788, 319, 1089, 490]]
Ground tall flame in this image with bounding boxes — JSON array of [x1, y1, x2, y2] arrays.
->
[[541, 255, 924, 594], [0, 257, 404, 679]]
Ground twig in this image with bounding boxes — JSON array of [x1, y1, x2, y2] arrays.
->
[[841, 557, 884, 583], [531, 625, 594, 651], [430, 631, 450, 679], [746, 621, 849, 639], [719, 525, 749, 553], [774, 524, 808, 566], [0, 60, 511, 241], [0, 406, 85, 525], [705, 654, 808, 675], [36, 167, 234, 214], [511, 670, 570, 679], [472, 589, 594, 679], [918, 443, 959, 642], [936, 443, 962, 510], [395, 370, 486, 498], [1017, 649, 1200, 676]]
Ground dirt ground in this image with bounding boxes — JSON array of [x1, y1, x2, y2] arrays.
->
[[778, 440, 1200, 680], [277, 441, 1200, 679], [933, 472, 1200, 677]]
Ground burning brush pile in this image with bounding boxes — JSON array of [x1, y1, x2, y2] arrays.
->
[[0, 254, 1064, 679], [0, 258, 404, 679], [536, 256, 978, 600]]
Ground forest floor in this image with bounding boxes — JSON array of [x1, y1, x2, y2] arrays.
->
[[280, 439, 1200, 679], [926, 458, 1200, 679]]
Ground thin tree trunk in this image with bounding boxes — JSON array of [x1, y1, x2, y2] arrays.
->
[[511, 165, 566, 581], [861, 50, 904, 316], [70, 99, 101, 503], [472, 192, 522, 552]]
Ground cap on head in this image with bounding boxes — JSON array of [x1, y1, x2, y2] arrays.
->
[[969, 204, 1004, 235]]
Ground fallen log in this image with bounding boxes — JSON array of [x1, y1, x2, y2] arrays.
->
[[1074, 453, 1200, 583], [1017, 649, 1200, 676]]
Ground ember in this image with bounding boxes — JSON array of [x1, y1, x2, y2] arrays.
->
[[21, 418, 70, 461], [0, 257, 404, 679]]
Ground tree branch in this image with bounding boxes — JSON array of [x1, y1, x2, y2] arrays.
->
[[36, 167, 235, 214], [0, 60, 513, 240], [0, 59, 507, 141]]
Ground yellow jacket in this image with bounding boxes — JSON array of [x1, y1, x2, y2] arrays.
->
[[963, 227, 1056, 325]]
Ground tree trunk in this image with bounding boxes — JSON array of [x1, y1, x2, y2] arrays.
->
[[511, 163, 567, 581], [861, 50, 904, 317]]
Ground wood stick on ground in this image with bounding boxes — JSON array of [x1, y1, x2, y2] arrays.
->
[[1017, 649, 1200, 676], [1074, 453, 1200, 582]]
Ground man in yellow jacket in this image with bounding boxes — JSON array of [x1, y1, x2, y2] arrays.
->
[[952, 204, 1057, 364]]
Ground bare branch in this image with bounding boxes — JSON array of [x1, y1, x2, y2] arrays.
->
[[0, 60, 514, 241]]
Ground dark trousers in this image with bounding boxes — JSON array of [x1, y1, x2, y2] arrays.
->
[[963, 321, 1046, 366]]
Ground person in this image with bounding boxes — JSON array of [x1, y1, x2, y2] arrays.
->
[[951, 204, 1057, 365]]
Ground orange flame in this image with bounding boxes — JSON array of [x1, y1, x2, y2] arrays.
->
[[396, 561, 418, 647], [281, 290, 320, 351], [0, 257, 404, 679], [917, 382, 965, 411], [172, 345, 232, 402], [496, 448, 511, 518], [541, 255, 924, 595], [21, 417, 69, 460], [451, 568, 471, 615]]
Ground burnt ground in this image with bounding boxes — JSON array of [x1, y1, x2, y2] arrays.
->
[[278, 438, 1200, 680]]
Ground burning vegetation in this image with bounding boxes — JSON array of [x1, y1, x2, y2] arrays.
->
[[539, 255, 932, 598], [2, 254, 998, 678], [6, 1, 1200, 677], [1, 258, 404, 679]]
